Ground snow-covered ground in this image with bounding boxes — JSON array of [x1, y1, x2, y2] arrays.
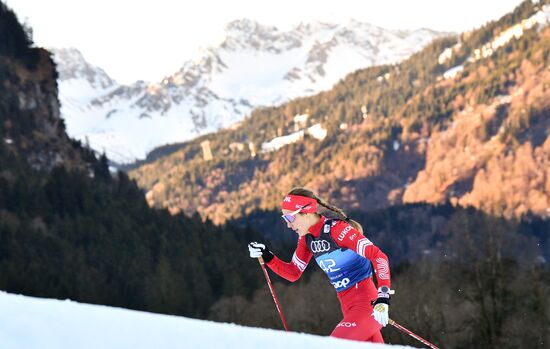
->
[[0, 292, 415, 349]]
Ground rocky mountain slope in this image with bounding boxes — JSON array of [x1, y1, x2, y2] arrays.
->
[[1, 47, 87, 173]]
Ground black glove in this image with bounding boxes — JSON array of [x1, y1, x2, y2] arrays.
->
[[373, 286, 391, 306], [248, 242, 274, 263]]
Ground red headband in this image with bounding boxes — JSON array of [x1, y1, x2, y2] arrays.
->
[[281, 195, 317, 213]]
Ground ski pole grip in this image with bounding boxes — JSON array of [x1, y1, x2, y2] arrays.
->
[[258, 256, 265, 265]]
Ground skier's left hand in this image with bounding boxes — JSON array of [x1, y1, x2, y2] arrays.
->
[[372, 286, 392, 327], [372, 303, 389, 327]]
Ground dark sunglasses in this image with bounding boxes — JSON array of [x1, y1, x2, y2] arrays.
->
[[281, 203, 311, 223]]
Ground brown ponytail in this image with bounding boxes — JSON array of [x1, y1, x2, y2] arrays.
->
[[287, 187, 364, 234]]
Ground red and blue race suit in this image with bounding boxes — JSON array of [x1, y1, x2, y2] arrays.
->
[[266, 216, 391, 343]]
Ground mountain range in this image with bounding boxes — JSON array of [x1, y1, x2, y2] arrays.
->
[[52, 19, 445, 163], [128, 0, 550, 223]]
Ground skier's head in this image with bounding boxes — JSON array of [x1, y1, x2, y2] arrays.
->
[[280, 187, 363, 235]]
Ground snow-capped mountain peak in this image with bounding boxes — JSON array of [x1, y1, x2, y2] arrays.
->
[[54, 19, 447, 164], [52, 48, 116, 90]]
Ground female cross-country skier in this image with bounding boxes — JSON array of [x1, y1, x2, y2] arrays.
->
[[248, 187, 393, 343]]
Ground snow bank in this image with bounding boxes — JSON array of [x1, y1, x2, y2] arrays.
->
[[0, 292, 415, 349]]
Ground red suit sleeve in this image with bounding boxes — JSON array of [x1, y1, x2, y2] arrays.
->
[[266, 236, 312, 282], [331, 221, 391, 288]]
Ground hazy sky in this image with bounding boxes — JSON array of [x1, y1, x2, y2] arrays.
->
[[7, 0, 526, 84]]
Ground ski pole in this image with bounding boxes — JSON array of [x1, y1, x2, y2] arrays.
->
[[257, 256, 289, 331], [388, 319, 440, 349]]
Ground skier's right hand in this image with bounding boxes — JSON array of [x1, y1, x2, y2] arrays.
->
[[248, 242, 274, 263]]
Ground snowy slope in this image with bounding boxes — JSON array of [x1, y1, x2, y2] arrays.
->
[[52, 19, 446, 164], [439, 4, 550, 79], [0, 292, 416, 349]]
